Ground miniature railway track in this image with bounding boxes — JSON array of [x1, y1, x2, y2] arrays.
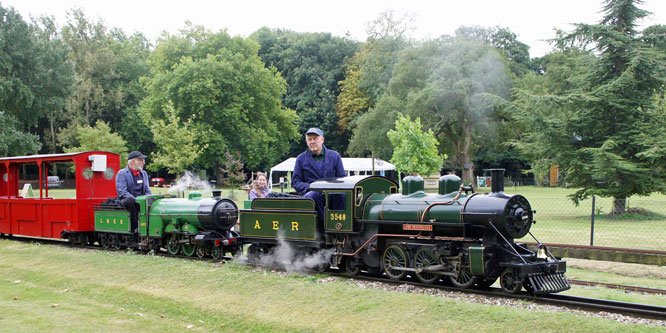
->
[[329, 272, 666, 320], [569, 279, 666, 295], [3, 235, 665, 320]]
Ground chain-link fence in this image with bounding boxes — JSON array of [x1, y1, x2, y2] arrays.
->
[[516, 195, 665, 252]]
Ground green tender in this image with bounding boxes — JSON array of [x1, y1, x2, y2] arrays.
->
[[240, 210, 317, 240], [95, 210, 131, 233]]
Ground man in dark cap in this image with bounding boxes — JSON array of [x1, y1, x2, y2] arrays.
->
[[292, 128, 345, 220], [116, 151, 152, 232]]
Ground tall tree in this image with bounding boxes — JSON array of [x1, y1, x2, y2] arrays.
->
[[142, 24, 299, 181], [0, 5, 74, 156], [342, 11, 414, 157], [350, 37, 511, 183], [455, 26, 532, 77], [0, 112, 41, 156], [147, 103, 202, 175], [59, 9, 151, 152], [513, 0, 666, 214], [33, 16, 76, 153], [252, 28, 358, 155], [0, 5, 42, 128]]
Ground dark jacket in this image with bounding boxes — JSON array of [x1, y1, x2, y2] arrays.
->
[[292, 145, 345, 194], [116, 166, 152, 199]]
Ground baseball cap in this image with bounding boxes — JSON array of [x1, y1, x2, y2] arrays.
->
[[127, 151, 147, 160], [305, 127, 324, 137]]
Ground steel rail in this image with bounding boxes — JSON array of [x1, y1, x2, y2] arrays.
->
[[568, 279, 666, 295]]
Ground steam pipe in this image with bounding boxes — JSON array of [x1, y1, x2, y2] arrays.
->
[[419, 190, 463, 222]]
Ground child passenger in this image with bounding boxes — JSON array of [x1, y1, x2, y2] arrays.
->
[[248, 172, 271, 200]]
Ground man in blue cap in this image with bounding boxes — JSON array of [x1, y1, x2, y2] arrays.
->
[[292, 128, 345, 220], [116, 151, 152, 232]]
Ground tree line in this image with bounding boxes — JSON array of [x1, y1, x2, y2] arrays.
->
[[1, 1, 665, 213]]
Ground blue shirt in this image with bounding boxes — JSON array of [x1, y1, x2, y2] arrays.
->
[[292, 144, 345, 194], [116, 166, 152, 199]]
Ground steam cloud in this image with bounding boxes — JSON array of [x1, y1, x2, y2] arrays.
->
[[168, 171, 213, 194], [242, 231, 334, 273]]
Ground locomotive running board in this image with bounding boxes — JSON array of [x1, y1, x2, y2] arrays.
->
[[527, 272, 571, 294]]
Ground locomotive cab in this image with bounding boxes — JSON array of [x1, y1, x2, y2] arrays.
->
[[308, 176, 398, 234]]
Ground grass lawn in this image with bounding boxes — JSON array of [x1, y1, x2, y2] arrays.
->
[[0, 239, 662, 332]]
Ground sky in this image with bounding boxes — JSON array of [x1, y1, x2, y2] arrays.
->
[[4, 0, 666, 57]]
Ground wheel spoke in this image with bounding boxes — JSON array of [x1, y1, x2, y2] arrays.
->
[[166, 235, 180, 255], [414, 247, 439, 284], [449, 252, 476, 288], [383, 245, 408, 280], [500, 269, 523, 293], [211, 246, 223, 260]]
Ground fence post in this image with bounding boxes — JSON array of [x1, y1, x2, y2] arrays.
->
[[590, 195, 595, 246]]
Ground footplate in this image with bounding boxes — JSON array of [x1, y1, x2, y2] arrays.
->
[[527, 272, 570, 294]]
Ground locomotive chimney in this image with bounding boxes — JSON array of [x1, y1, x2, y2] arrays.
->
[[212, 190, 222, 198], [490, 168, 505, 193]]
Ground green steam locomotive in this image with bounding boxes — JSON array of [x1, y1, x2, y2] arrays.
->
[[94, 190, 240, 260], [238, 169, 568, 294]]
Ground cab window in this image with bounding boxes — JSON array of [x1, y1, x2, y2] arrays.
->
[[327, 193, 346, 211]]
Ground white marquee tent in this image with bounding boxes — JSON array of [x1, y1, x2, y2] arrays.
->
[[268, 157, 395, 188]]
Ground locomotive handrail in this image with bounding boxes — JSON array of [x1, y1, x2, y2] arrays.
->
[[356, 219, 472, 228], [419, 190, 463, 222], [489, 221, 528, 264]]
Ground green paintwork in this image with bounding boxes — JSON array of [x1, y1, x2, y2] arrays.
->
[[363, 191, 469, 223], [182, 224, 198, 235], [243, 200, 252, 209], [147, 195, 215, 237], [251, 198, 315, 210], [401, 175, 424, 195], [94, 210, 131, 233], [324, 190, 352, 232], [136, 195, 150, 236], [438, 174, 462, 195], [164, 223, 178, 233], [469, 246, 485, 276], [239, 210, 317, 240], [352, 177, 399, 219]]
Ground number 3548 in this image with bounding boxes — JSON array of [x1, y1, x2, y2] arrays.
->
[[330, 213, 346, 221]]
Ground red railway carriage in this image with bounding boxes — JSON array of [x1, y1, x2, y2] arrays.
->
[[0, 152, 120, 241]]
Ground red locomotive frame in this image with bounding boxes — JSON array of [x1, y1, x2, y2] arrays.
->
[[0, 152, 120, 239]]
